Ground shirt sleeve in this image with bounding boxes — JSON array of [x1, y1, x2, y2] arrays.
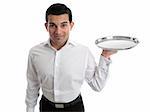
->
[[25, 52, 40, 112], [85, 49, 112, 92]]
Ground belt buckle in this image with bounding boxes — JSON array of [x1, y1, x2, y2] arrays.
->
[[55, 104, 64, 108]]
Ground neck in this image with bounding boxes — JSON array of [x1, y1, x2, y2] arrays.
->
[[50, 40, 68, 50]]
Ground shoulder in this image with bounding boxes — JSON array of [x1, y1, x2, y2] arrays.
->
[[70, 40, 89, 50], [71, 41, 90, 52], [28, 41, 47, 56], [69, 41, 93, 57]]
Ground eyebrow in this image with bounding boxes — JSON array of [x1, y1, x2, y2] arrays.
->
[[49, 21, 69, 25], [61, 22, 68, 24]]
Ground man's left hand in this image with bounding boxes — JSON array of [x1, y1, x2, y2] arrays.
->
[[101, 50, 117, 58]]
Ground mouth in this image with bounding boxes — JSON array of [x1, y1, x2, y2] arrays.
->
[[54, 35, 63, 39], [54, 36, 63, 41]]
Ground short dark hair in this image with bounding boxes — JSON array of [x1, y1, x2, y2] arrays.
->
[[45, 3, 72, 23]]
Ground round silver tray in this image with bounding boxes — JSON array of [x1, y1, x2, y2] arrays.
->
[[95, 36, 139, 50]]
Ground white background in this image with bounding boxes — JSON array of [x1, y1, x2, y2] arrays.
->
[[0, 0, 149, 112]]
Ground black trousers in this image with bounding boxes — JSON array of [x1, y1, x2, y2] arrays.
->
[[40, 95, 85, 112]]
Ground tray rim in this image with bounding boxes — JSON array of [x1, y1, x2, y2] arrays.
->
[[95, 36, 139, 50]]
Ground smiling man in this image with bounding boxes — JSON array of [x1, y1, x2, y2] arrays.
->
[[25, 3, 117, 112], [45, 14, 74, 50]]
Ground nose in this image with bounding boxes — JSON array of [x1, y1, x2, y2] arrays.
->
[[55, 26, 62, 35]]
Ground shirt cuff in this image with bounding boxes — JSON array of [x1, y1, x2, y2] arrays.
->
[[99, 55, 112, 68], [26, 107, 34, 112]]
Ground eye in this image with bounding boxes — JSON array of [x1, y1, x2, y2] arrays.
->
[[61, 23, 68, 28], [49, 23, 56, 28], [49, 24, 54, 27]]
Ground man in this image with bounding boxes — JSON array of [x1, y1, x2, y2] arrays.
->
[[25, 3, 117, 112]]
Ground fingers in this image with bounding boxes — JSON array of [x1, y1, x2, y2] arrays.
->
[[101, 49, 117, 58], [103, 49, 117, 54], [108, 50, 118, 54]]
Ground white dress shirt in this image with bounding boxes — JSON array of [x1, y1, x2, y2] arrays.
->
[[25, 38, 111, 112]]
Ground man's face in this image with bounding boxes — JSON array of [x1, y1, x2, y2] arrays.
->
[[45, 14, 74, 49]]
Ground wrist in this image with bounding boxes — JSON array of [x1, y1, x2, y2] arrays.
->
[[26, 107, 34, 112]]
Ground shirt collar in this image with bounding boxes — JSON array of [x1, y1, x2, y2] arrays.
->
[[44, 38, 77, 48]]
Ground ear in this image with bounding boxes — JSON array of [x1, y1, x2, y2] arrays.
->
[[45, 23, 48, 31], [70, 21, 74, 30]]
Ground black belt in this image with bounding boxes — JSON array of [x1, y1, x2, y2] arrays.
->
[[42, 94, 82, 108]]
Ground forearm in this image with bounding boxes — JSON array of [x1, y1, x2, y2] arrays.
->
[[25, 81, 40, 112], [86, 55, 111, 92]]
